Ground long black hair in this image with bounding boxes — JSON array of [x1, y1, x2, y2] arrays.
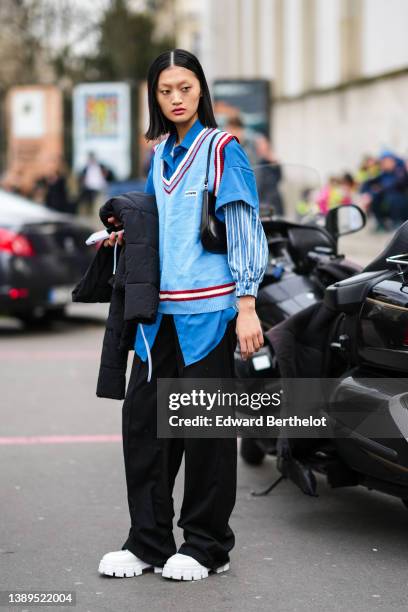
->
[[145, 49, 217, 141]]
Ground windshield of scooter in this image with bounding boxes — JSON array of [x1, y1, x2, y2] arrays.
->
[[252, 161, 322, 224], [252, 161, 344, 266]]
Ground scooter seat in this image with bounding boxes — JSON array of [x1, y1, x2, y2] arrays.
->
[[324, 269, 395, 313], [363, 220, 408, 272], [325, 220, 408, 313]]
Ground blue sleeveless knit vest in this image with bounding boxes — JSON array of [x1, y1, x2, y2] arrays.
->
[[152, 127, 237, 315]]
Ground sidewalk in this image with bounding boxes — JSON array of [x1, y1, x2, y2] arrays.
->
[[338, 219, 392, 267], [1, 304, 408, 612]]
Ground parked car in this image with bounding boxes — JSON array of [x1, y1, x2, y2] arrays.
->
[[0, 189, 96, 325]]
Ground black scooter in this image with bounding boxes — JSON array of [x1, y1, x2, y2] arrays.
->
[[239, 211, 408, 510], [313, 222, 408, 507], [236, 204, 365, 466]]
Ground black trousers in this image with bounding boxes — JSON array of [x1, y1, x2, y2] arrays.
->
[[121, 314, 238, 570]]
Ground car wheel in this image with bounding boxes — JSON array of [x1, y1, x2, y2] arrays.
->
[[46, 307, 67, 320], [17, 307, 66, 328], [240, 438, 265, 465], [17, 314, 51, 329]]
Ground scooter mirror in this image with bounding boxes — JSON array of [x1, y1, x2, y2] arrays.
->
[[325, 204, 366, 239]]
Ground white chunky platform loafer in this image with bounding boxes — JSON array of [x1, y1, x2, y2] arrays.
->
[[98, 549, 163, 577], [162, 553, 229, 581]]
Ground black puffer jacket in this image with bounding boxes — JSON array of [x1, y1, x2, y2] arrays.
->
[[72, 192, 159, 400]]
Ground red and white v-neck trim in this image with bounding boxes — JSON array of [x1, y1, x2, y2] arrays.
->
[[161, 127, 217, 193], [161, 127, 208, 185]]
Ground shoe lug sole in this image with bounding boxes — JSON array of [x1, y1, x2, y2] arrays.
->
[[162, 562, 229, 581], [215, 563, 230, 573], [98, 562, 162, 577]]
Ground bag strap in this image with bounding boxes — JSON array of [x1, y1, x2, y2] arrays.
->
[[204, 131, 219, 189]]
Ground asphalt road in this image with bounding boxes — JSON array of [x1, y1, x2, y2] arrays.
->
[[1, 226, 407, 612]]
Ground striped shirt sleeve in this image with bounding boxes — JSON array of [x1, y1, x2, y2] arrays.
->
[[224, 200, 269, 298]]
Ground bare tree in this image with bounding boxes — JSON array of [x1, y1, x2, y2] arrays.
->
[[0, 0, 103, 89]]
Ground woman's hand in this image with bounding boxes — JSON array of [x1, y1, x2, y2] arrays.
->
[[103, 216, 124, 247], [236, 296, 264, 360]]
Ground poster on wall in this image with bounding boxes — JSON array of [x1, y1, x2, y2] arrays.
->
[[212, 79, 271, 137], [11, 90, 46, 139], [73, 82, 131, 180], [84, 93, 118, 138], [5, 85, 63, 195]]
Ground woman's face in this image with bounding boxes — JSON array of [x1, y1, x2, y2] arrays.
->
[[156, 66, 201, 127]]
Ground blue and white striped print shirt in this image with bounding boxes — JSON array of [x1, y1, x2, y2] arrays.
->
[[224, 200, 268, 297]]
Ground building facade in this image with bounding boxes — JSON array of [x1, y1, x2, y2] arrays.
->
[[193, 0, 408, 179]]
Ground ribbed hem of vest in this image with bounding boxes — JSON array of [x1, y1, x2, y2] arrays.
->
[[157, 293, 237, 315]]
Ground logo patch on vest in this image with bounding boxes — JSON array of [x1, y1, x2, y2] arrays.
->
[[184, 190, 198, 197]]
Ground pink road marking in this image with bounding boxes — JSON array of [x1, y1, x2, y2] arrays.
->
[[0, 434, 122, 445], [0, 350, 100, 360]]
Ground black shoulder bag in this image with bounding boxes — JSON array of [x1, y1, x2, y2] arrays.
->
[[200, 132, 228, 254]]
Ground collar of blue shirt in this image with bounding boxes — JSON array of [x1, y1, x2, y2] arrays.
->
[[161, 118, 205, 166]]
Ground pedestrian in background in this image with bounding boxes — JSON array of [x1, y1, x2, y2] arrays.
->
[[360, 151, 408, 231], [224, 116, 259, 166], [224, 117, 284, 217], [355, 155, 380, 186], [34, 157, 72, 213], [316, 176, 343, 215], [98, 48, 268, 582], [77, 152, 109, 216], [254, 135, 284, 217]]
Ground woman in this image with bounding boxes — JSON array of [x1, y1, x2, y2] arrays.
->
[[98, 49, 268, 581]]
